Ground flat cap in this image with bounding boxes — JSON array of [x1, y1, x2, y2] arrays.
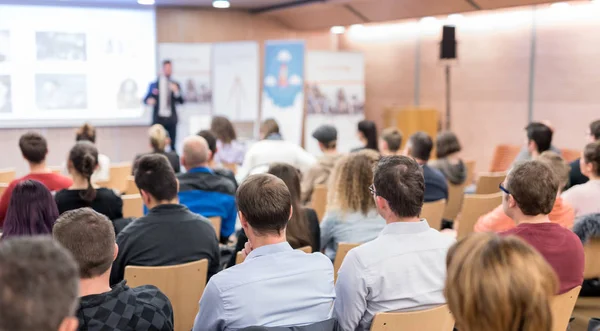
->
[[312, 125, 337, 144]]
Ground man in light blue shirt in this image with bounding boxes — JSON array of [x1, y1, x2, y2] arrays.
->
[[193, 174, 335, 331], [334, 156, 455, 331]]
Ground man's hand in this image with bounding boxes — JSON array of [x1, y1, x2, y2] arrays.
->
[[241, 241, 253, 259], [170, 82, 179, 94], [146, 97, 156, 106]]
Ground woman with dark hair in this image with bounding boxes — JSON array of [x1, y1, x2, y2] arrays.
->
[[55, 141, 123, 220], [429, 131, 467, 185], [211, 116, 246, 165], [75, 123, 110, 182], [352, 120, 379, 152], [1, 180, 58, 240]]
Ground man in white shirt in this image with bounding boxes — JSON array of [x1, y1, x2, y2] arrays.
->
[[334, 156, 456, 331]]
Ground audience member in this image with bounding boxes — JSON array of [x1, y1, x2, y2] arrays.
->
[[320, 150, 385, 261], [404, 131, 448, 202], [572, 213, 600, 297], [55, 141, 123, 220], [110, 154, 220, 285], [475, 152, 574, 232], [301, 125, 342, 203], [568, 119, 600, 188], [75, 123, 110, 182], [193, 174, 335, 331], [237, 118, 316, 180], [499, 160, 584, 294], [53, 208, 174, 330], [445, 233, 557, 331], [0, 132, 72, 225], [378, 127, 403, 156], [196, 129, 238, 187], [133, 124, 180, 173], [334, 156, 455, 331], [211, 116, 246, 165], [229, 163, 320, 267], [429, 131, 467, 185], [352, 120, 378, 152], [513, 122, 558, 163], [562, 141, 600, 218], [1, 180, 58, 240], [0, 237, 79, 331], [178, 135, 237, 241]]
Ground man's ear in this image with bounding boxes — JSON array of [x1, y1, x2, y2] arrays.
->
[[140, 189, 151, 205], [508, 195, 518, 209], [239, 212, 248, 230], [113, 243, 119, 261], [375, 196, 388, 211], [57, 317, 78, 331]]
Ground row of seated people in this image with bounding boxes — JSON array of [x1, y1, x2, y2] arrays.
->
[[0, 153, 586, 331]]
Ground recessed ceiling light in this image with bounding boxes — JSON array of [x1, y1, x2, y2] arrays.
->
[[213, 0, 230, 8], [137, 0, 155, 5], [330, 26, 346, 34]]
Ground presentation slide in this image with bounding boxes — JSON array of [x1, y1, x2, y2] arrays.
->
[[0, 4, 156, 128]]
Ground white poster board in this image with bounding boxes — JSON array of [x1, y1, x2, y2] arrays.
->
[[305, 51, 365, 154]]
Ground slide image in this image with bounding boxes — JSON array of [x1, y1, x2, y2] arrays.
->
[[183, 77, 212, 104], [36, 32, 86, 61], [35, 74, 87, 110], [117, 78, 139, 109], [0, 76, 11, 113], [0, 31, 9, 62]]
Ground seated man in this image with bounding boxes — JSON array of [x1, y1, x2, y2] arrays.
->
[[54, 208, 174, 330], [512, 122, 558, 164], [0, 237, 79, 331], [193, 174, 335, 331], [110, 154, 220, 285], [403, 131, 448, 202], [334, 156, 455, 331], [379, 127, 403, 157], [500, 160, 584, 294], [0, 132, 72, 224], [178, 135, 237, 241], [301, 125, 342, 203]]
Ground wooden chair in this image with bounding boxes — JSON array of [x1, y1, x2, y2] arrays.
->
[[489, 144, 521, 172], [443, 183, 467, 221], [333, 243, 360, 283], [124, 176, 138, 195], [49, 166, 63, 175], [235, 245, 313, 265], [208, 216, 221, 241], [561, 148, 581, 163], [421, 199, 446, 230], [125, 259, 208, 331], [0, 168, 16, 183], [464, 159, 476, 185], [456, 193, 503, 240], [122, 194, 143, 218], [370, 305, 455, 331], [298, 246, 312, 253], [0, 183, 7, 198], [572, 239, 600, 330], [108, 163, 133, 193], [311, 185, 328, 222], [222, 163, 238, 175], [551, 286, 581, 331], [475, 172, 507, 195]]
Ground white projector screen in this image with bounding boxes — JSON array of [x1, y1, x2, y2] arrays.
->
[[0, 4, 156, 128]]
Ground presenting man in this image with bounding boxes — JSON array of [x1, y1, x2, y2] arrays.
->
[[144, 60, 184, 151]]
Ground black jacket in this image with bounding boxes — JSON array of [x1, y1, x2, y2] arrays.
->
[[133, 151, 181, 174], [144, 79, 184, 125], [568, 158, 589, 190]]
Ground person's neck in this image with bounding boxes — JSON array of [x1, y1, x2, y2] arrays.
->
[[28, 162, 50, 174], [187, 163, 210, 171], [588, 174, 600, 181], [70, 174, 90, 190], [79, 273, 112, 297], [415, 158, 427, 166], [531, 150, 540, 158], [386, 215, 421, 224], [322, 149, 337, 155], [146, 198, 178, 210], [513, 213, 550, 225], [248, 233, 287, 250]]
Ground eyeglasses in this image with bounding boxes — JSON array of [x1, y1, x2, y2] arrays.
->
[[369, 184, 377, 196], [499, 183, 510, 195]]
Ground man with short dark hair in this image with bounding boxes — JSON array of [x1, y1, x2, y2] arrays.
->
[[301, 125, 342, 203], [568, 119, 600, 188], [193, 174, 335, 331], [500, 160, 584, 294], [379, 127, 403, 156], [513, 121, 561, 164], [54, 208, 174, 330], [403, 131, 448, 202], [0, 131, 72, 224], [0, 237, 79, 331], [334, 156, 455, 331], [110, 154, 220, 285], [178, 135, 237, 241]]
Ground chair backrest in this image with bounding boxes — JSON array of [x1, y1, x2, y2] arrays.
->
[[370, 305, 455, 331], [208, 216, 221, 241], [0, 183, 7, 199], [583, 238, 600, 279], [311, 185, 328, 222], [333, 243, 360, 283], [457, 192, 503, 240], [124, 176, 138, 195], [421, 199, 447, 230], [125, 259, 208, 331], [474, 172, 507, 195], [464, 159, 476, 185], [0, 168, 16, 183], [489, 144, 520, 172], [236, 245, 314, 265], [551, 286, 581, 331], [222, 163, 238, 175], [561, 148, 581, 163], [49, 166, 63, 175], [298, 246, 312, 253], [122, 194, 143, 218], [108, 163, 133, 193], [443, 183, 467, 221]]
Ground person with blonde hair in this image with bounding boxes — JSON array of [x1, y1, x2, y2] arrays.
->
[[445, 233, 558, 331], [320, 150, 385, 261], [132, 124, 180, 173]]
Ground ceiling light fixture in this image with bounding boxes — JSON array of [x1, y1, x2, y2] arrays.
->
[[137, 0, 155, 5], [550, 2, 570, 9], [213, 0, 230, 8], [330, 26, 346, 34]]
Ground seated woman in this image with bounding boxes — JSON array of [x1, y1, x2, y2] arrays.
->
[[1, 180, 58, 240], [445, 233, 557, 331], [133, 124, 180, 173], [75, 123, 110, 182], [562, 141, 600, 218], [211, 116, 246, 166], [475, 151, 574, 232], [351, 120, 379, 152], [429, 131, 467, 186], [320, 150, 385, 261], [55, 141, 123, 220]]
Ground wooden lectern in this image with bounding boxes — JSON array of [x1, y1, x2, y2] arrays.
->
[[384, 108, 440, 150]]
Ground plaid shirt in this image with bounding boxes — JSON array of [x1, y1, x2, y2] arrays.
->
[[77, 281, 174, 330]]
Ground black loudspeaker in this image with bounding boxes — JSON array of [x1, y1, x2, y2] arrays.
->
[[440, 25, 457, 60]]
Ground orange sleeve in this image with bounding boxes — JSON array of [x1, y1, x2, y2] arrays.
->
[[474, 205, 517, 233], [0, 180, 18, 226]]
